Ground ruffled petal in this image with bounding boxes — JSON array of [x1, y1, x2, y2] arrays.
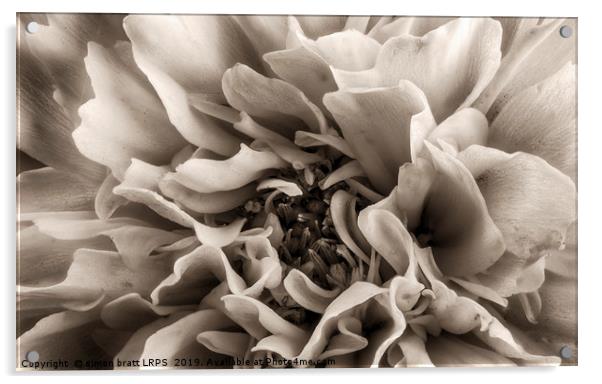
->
[[333, 18, 502, 122], [172, 144, 287, 194], [151, 245, 246, 306], [319, 316, 368, 359], [297, 282, 387, 360], [222, 295, 309, 359], [309, 30, 381, 71], [489, 64, 576, 180], [283, 269, 341, 313], [331, 190, 371, 264], [94, 173, 127, 219], [233, 15, 288, 58], [324, 81, 436, 193], [294, 131, 355, 159], [222, 64, 328, 136]]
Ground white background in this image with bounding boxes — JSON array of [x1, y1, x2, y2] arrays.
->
[[2, 0, 600, 383]]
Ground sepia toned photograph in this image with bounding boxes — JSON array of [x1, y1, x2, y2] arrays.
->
[[16, 13, 577, 370]]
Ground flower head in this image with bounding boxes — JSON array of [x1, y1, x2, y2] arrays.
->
[[17, 14, 576, 368]]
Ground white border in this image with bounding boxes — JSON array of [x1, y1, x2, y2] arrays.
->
[[2, 1, 600, 383]]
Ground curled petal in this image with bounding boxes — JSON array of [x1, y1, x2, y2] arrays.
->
[[222, 64, 328, 136], [151, 245, 246, 305], [294, 131, 355, 159], [298, 282, 387, 360], [257, 178, 303, 197], [283, 269, 341, 313], [173, 144, 288, 194], [73, 42, 187, 180], [94, 173, 127, 219], [311, 30, 381, 71], [319, 317, 368, 359], [333, 18, 502, 122], [319, 160, 365, 190], [324, 81, 436, 193], [331, 190, 371, 264], [393, 331, 434, 367]]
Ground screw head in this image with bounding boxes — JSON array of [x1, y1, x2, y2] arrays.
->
[[26, 350, 39, 363], [559, 25, 573, 38]]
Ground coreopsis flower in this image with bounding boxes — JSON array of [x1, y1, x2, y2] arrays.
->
[[17, 13, 577, 369]]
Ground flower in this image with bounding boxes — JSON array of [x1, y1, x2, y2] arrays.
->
[[17, 14, 577, 369]]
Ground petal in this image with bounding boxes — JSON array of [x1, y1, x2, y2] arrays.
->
[[232, 113, 322, 167], [17, 44, 106, 183], [21, 14, 126, 125], [264, 46, 337, 113], [17, 225, 112, 287], [358, 209, 413, 275], [489, 63, 576, 180], [222, 64, 328, 136], [295, 16, 346, 39], [140, 309, 235, 363], [427, 108, 489, 152], [333, 18, 502, 122], [18, 310, 106, 364], [319, 317, 368, 359], [123, 15, 264, 156], [101, 293, 195, 331], [159, 174, 257, 214], [460, 146, 576, 262], [312, 30, 381, 71], [73, 42, 187, 180], [331, 190, 371, 264], [426, 334, 515, 366], [222, 294, 309, 358], [94, 173, 127, 219], [488, 18, 575, 119], [319, 160, 365, 190], [150, 245, 247, 305], [297, 282, 387, 360], [233, 15, 288, 58], [17, 167, 97, 213], [197, 331, 251, 359], [368, 16, 455, 43], [283, 269, 341, 313], [393, 330, 434, 367], [172, 144, 287, 194], [422, 143, 505, 276], [114, 312, 189, 363], [294, 131, 355, 159], [324, 81, 436, 193]]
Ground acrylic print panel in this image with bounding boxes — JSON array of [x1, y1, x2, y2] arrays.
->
[[16, 13, 577, 370]]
